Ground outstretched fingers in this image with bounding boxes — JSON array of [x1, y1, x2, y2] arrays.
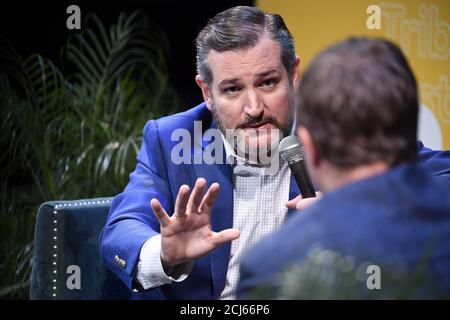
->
[[174, 184, 190, 217], [151, 198, 170, 227], [198, 182, 220, 214], [212, 228, 240, 247], [187, 178, 206, 213]]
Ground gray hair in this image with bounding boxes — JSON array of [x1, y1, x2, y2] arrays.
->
[[195, 6, 296, 85]]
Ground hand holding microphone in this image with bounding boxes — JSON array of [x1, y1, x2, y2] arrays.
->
[[286, 192, 323, 211], [280, 135, 321, 210]]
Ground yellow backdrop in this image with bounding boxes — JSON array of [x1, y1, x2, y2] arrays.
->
[[258, 0, 449, 149]]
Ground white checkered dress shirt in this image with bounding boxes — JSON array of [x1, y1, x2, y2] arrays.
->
[[136, 134, 291, 300]]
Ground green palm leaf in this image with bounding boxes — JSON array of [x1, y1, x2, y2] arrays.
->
[[0, 11, 181, 298]]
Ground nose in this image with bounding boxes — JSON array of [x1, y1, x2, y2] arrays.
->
[[243, 89, 264, 118]]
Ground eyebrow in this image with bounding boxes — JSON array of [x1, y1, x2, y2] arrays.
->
[[217, 69, 281, 87], [218, 78, 241, 87], [257, 69, 280, 78]]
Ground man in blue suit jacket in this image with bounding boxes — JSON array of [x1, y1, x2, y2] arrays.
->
[[100, 6, 305, 300], [100, 7, 449, 299], [238, 37, 450, 299]]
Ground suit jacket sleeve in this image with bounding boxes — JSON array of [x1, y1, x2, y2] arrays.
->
[[99, 120, 173, 289], [417, 141, 450, 184]]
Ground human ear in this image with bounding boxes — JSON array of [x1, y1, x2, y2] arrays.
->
[[195, 75, 213, 111]]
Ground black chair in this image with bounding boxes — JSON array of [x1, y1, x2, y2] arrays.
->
[[30, 197, 130, 299]]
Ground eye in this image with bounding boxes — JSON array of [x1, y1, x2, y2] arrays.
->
[[223, 86, 241, 95], [260, 78, 278, 88]]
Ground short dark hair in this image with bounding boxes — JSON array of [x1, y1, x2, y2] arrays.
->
[[195, 6, 296, 85], [297, 37, 419, 168]]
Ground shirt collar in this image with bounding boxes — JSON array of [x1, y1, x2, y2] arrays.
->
[[219, 132, 286, 176]]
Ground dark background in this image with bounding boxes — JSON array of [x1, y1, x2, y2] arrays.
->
[[0, 0, 256, 299], [0, 0, 254, 107]]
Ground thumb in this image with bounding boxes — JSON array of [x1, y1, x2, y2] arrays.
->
[[296, 192, 323, 211], [285, 195, 303, 209], [213, 228, 240, 247]]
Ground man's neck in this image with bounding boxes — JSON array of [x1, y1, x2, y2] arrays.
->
[[219, 131, 278, 166], [321, 161, 390, 193]]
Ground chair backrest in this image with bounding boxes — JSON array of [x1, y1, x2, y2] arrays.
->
[[30, 197, 131, 299]]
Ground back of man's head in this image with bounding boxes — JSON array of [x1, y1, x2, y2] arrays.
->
[[298, 37, 419, 168]]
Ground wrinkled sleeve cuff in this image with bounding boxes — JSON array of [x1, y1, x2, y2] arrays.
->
[[135, 235, 194, 290]]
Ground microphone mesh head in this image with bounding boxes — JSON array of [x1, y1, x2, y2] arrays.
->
[[279, 135, 305, 162]]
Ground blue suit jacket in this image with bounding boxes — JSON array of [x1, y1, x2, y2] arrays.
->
[[100, 102, 449, 299], [99, 103, 297, 299], [238, 161, 450, 299]]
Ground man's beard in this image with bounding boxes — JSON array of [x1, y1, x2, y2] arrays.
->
[[211, 102, 294, 164]]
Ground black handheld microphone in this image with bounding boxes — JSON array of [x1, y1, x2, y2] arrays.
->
[[279, 135, 316, 198]]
